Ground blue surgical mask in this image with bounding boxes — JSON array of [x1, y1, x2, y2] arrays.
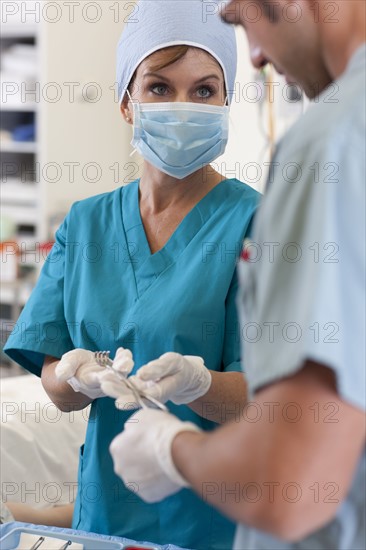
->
[[128, 93, 229, 179]]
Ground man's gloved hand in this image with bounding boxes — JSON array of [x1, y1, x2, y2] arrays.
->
[[135, 352, 212, 405], [55, 348, 107, 400], [98, 347, 149, 409], [110, 408, 202, 503]]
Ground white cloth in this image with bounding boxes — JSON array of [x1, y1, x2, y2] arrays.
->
[[15, 533, 83, 550], [0, 375, 88, 508], [0, 501, 14, 524]]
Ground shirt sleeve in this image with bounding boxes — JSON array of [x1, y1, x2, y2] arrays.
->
[[237, 129, 366, 411], [4, 216, 75, 377]]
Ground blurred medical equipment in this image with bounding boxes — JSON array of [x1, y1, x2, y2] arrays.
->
[[255, 65, 276, 162], [94, 351, 168, 411], [255, 64, 304, 162]]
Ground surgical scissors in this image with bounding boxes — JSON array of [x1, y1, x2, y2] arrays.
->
[[94, 351, 168, 412]]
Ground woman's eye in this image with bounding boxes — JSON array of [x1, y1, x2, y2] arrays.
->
[[151, 84, 169, 95], [196, 86, 214, 99]]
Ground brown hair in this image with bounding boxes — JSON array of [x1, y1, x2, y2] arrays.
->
[[127, 45, 224, 98], [128, 46, 190, 95], [148, 45, 191, 72]]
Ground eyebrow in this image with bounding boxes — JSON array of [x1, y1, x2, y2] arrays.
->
[[143, 72, 221, 83]]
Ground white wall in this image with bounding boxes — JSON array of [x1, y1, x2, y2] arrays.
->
[[217, 28, 270, 193], [39, 1, 131, 218]]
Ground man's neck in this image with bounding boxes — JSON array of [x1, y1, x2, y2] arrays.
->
[[321, 1, 365, 80]]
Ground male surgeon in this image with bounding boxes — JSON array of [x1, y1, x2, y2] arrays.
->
[[107, 1, 366, 547]]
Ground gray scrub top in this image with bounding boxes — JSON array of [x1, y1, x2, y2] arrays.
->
[[235, 44, 366, 549]]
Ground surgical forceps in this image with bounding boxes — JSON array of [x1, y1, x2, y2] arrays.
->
[[94, 351, 168, 412]]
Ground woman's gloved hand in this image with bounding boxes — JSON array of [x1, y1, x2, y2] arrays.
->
[[110, 408, 202, 503], [135, 352, 212, 405], [55, 348, 108, 400]]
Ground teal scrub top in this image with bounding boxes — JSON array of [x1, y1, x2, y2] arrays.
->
[[5, 178, 260, 550]]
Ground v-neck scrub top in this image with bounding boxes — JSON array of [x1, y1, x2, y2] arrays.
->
[[5, 178, 260, 550]]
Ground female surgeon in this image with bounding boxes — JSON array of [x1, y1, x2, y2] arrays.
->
[[4, 1, 260, 548]]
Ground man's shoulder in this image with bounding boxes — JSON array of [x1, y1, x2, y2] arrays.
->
[[277, 64, 365, 164]]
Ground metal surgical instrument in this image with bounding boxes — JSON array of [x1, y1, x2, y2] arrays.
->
[[94, 351, 168, 412]]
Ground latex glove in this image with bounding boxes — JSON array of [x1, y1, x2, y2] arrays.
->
[[135, 352, 212, 405], [55, 348, 106, 400], [98, 347, 149, 410], [110, 408, 202, 503]]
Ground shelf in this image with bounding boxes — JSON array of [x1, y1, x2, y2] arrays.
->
[[0, 101, 38, 112], [0, 279, 34, 306], [15, 234, 39, 247], [1, 203, 39, 225], [1, 179, 38, 204], [0, 141, 37, 153], [0, 21, 42, 265], [0, 24, 39, 39]]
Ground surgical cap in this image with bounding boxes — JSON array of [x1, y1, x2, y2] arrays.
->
[[116, 0, 237, 104]]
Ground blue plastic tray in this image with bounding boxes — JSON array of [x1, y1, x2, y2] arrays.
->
[[0, 526, 125, 550]]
